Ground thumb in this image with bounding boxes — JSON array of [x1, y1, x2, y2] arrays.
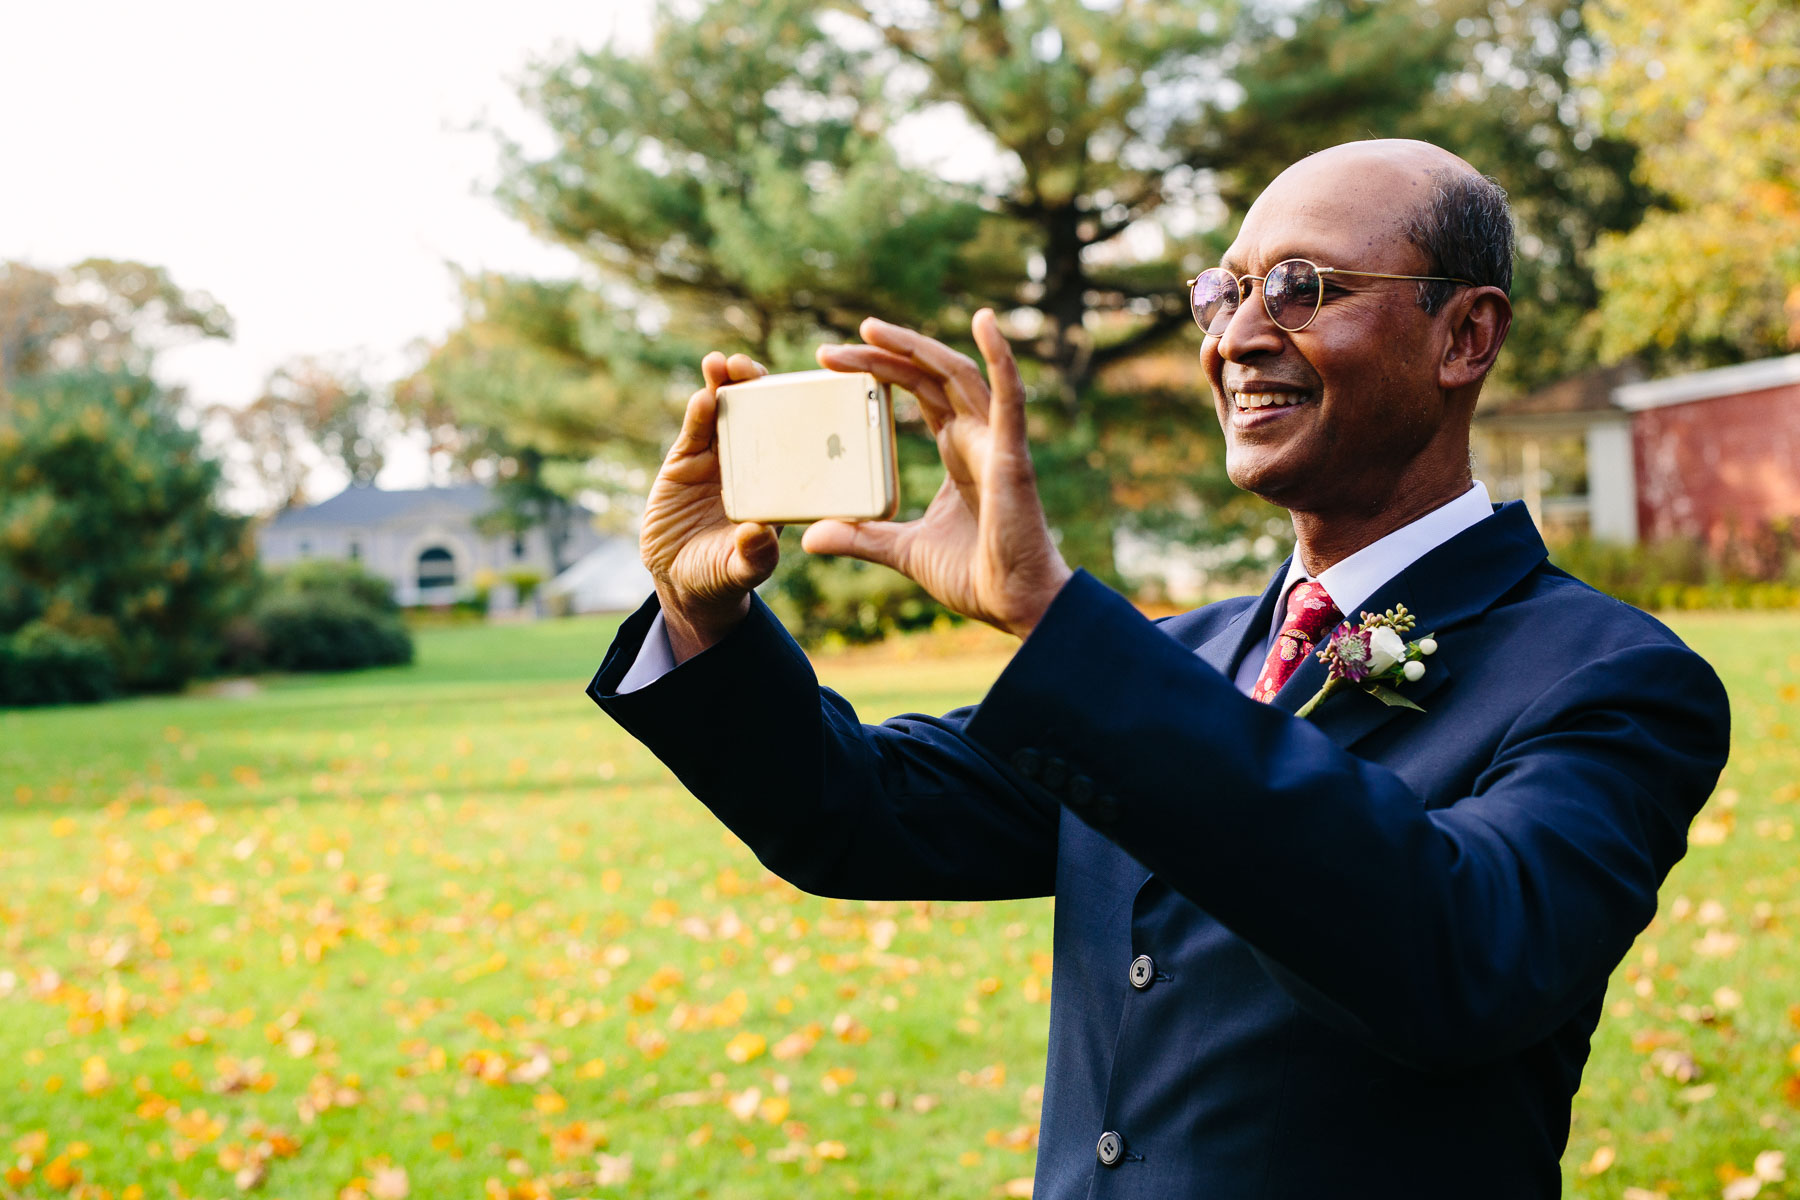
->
[[668, 387, 719, 459], [726, 521, 781, 590], [802, 519, 907, 570]]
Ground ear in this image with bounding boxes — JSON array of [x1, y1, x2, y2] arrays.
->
[[1437, 286, 1512, 392]]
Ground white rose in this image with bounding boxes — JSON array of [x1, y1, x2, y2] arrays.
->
[[1418, 637, 1438, 655], [1403, 660, 1426, 682], [1367, 626, 1407, 674]]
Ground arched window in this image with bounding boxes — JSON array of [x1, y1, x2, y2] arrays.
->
[[417, 546, 457, 592]]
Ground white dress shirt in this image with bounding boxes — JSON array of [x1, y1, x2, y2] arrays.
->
[[619, 481, 1496, 696], [616, 602, 682, 693]]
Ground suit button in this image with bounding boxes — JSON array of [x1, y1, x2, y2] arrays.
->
[[1011, 749, 1042, 779], [1067, 774, 1094, 807], [1040, 757, 1069, 791], [1096, 1130, 1124, 1167], [1092, 793, 1121, 825], [1129, 954, 1155, 990]]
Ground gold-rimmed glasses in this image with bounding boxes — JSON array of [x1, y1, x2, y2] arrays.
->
[[1187, 258, 1474, 335]]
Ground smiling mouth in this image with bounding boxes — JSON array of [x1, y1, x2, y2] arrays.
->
[[1231, 390, 1315, 411]]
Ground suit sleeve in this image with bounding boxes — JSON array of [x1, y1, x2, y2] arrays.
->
[[965, 571, 1731, 1073], [587, 593, 1060, 902]]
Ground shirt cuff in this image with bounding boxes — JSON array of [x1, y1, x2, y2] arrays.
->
[[615, 610, 676, 693]]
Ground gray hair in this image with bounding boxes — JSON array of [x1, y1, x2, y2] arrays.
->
[[1405, 169, 1514, 315]]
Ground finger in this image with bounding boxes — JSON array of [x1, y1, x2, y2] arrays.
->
[[801, 518, 909, 572], [701, 351, 731, 391], [972, 309, 1029, 456], [668, 386, 720, 457], [933, 413, 976, 482], [934, 422, 982, 520], [862, 317, 990, 420], [725, 353, 766, 382], [817, 342, 953, 431], [727, 521, 780, 589]]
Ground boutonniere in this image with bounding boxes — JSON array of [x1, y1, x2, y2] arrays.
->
[[1295, 604, 1437, 720]]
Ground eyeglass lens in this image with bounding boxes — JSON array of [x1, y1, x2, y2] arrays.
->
[[1190, 259, 1323, 334]]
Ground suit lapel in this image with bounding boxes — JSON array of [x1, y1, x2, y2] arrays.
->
[[1191, 559, 1292, 679], [1268, 502, 1549, 748]]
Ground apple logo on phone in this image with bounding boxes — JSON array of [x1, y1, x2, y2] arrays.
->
[[826, 433, 844, 460]]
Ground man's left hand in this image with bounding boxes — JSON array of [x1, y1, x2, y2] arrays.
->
[[807, 309, 1073, 639]]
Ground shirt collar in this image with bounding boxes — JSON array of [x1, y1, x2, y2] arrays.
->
[[1275, 481, 1495, 630]]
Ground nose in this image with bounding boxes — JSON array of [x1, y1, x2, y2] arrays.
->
[[1214, 277, 1284, 362]]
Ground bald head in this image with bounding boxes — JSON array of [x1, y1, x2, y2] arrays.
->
[[1239, 140, 1513, 315], [1281, 138, 1481, 182]]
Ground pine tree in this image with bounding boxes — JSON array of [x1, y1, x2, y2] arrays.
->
[[418, 0, 1643, 597], [0, 371, 255, 692]]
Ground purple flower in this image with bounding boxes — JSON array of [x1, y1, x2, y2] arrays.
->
[[1327, 627, 1375, 683]]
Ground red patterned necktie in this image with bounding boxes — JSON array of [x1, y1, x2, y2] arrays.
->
[[1250, 580, 1342, 703]]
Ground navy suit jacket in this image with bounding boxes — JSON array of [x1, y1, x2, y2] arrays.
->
[[588, 502, 1730, 1198]]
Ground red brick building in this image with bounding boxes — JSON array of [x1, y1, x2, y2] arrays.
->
[[1477, 352, 1800, 551], [1619, 355, 1800, 548]]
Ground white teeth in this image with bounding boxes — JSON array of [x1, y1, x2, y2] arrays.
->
[[1232, 391, 1309, 409]]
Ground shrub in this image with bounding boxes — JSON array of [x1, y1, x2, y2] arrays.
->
[[504, 570, 544, 602], [1551, 533, 1800, 611], [271, 559, 400, 614], [253, 591, 413, 672], [765, 550, 953, 649], [0, 621, 117, 707], [0, 370, 256, 691], [215, 614, 269, 675], [470, 569, 499, 614], [469, 569, 544, 618], [243, 561, 413, 673]]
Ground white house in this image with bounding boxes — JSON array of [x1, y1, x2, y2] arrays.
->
[[259, 483, 614, 606], [544, 539, 657, 614]]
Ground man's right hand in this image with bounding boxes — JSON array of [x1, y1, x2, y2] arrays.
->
[[640, 352, 781, 663]]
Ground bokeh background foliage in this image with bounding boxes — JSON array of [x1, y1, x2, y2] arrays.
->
[[1585, 0, 1800, 367], [412, 0, 1654, 602]]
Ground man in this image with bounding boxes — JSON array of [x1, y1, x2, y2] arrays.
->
[[587, 140, 1730, 1196]]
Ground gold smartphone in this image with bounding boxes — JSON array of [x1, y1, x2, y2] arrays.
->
[[715, 370, 900, 523]]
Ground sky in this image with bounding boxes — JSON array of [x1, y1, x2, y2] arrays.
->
[[0, 1, 656, 493]]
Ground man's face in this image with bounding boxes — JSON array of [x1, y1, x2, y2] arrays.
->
[[1201, 152, 1458, 515]]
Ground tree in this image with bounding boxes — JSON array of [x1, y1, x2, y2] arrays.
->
[[477, 447, 584, 578], [1204, 0, 1654, 395], [212, 358, 392, 512], [425, 0, 1644, 597], [1585, 0, 1800, 367], [398, 272, 681, 498], [397, 273, 688, 573], [0, 259, 232, 387], [0, 371, 256, 692]]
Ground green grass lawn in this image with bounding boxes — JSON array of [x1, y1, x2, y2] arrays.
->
[[0, 612, 1793, 1199]]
